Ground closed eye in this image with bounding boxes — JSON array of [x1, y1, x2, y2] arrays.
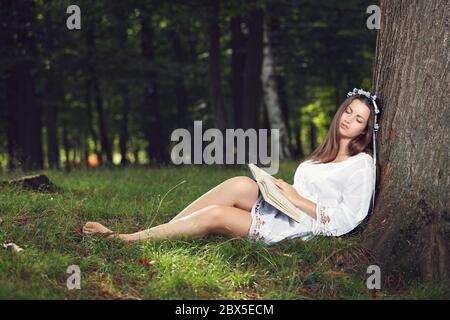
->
[[346, 107, 365, 123]]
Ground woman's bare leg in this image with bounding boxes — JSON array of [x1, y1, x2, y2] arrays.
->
[[169, 176, 259, 223], [83, 204, 253, 242]]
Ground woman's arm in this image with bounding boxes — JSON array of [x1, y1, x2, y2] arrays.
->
[[292, 195, 317, 220], [272, 178, 317, 220]]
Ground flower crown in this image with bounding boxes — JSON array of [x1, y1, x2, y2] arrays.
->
[[346, 87, 380, 132]]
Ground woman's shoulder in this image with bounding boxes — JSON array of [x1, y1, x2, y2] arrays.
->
[[349, 152, 374, 172], [354, 152, 374, 164], [354, 151, 373, 161], [294, 158, 313, 177], [298, 158, 315, 168]]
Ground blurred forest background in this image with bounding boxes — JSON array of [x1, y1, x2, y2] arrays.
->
[[0, 0, 377, 171]]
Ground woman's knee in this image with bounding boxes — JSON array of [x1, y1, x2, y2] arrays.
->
[[227, 176, 258, 195], [197, 205, 227, 232]]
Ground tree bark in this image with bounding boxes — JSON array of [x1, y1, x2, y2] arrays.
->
[[114, 6, 131, 167], [261, 23, 291, 159], [241, 7, 264, 130], [62, 123, 70, 172], [208, 0, 227, 132], [293, 113, 304, 158], [230, 14, 246, 129], [309, 119, 317, 154], [43, 2, 60, 169], [363, 0, 449, 284], [119, 90, 130, 166], [86, 24, 113, 166], [44, 72, 61, 169], [4, 0, 43, 171], [169, 25, 189, 129], [140, 12, 168, 165], [84, 75, 101, 165], [267, 5, 292, 153]]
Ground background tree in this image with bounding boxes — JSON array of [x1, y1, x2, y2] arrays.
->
[[2, 0, 43, 170]]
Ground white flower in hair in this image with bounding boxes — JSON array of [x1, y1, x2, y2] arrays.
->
[[347, 87, 378, 101]]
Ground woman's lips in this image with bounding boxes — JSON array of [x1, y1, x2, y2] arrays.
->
[[340, 123, 348, 130]]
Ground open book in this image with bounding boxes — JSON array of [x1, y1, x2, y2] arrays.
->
[[248, 163, 302, 222]]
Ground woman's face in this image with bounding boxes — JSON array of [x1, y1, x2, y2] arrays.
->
[[339, 99, 370, 138]]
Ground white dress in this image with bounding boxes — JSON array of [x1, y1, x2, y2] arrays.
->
[[247, 152, 375, 245]]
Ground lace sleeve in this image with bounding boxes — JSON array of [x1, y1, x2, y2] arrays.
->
[[312, 166, 374, 236]]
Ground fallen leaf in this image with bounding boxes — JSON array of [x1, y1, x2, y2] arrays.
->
[[372, 289, 385, 298], [302, 286, 312, 294], [139, 256, 156, 267]]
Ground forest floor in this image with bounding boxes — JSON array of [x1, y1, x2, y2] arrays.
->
[[0, 162, 448, 299]]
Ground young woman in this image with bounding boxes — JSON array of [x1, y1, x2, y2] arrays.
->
[[82, 89, 381, 245]]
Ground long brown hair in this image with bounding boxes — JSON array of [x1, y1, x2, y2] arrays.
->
[[305, 95, 381, 164]]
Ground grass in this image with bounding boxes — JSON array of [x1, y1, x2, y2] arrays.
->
[[0, 161, 448, 300]]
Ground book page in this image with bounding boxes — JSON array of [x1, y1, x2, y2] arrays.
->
[[248, 163, 302, 222]]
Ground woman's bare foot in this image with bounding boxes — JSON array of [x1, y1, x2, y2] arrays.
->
[[82, 221, 114, 236]]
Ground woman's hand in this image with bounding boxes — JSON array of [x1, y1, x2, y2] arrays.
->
[[271, 178, 302, 206]]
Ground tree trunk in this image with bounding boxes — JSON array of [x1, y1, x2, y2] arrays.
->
[[267, 5, 292, 153], [4, 0, 42, 171], [120, 90, 130, 166], [230, 14, 246, 129], [309, 120, 317, 154], [241, 7, 264, 130], [208, 0, 227, 132], [44, 72, 61, 169], [169, 25, 189, 129], [362, 0, 449, 284], [43, 3, 60, 169], [84, 76, 101, 165], [86, 25, 113, 166], [62, 123, 70, 172], [92, 71, 112, 165], [133, 147, 140, 166], [114, 6, 131, 167], [261, 23, 291, 159], [140, 12, 168, 165], [293, 113, 304, 158]]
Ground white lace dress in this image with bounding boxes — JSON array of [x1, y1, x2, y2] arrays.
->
[[247, 152, 375, 245]]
